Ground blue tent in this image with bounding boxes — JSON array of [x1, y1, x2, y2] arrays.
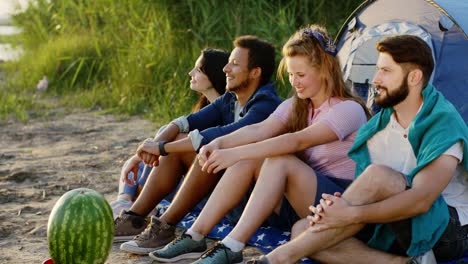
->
[[335, 0, 468, 123]]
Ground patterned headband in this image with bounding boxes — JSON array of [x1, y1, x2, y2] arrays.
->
[[302, 29, 337, 57]]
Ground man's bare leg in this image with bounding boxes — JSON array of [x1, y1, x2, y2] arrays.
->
[[289, 219, 408, 264], [159, 157, 230, 225], [265, 164, 408, 263], [129, 134, 195, 216]]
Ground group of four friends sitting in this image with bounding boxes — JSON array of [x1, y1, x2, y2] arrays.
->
[[109, 24, 468, 264]]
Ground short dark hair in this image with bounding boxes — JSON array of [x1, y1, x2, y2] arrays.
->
[[234, 35, 276, 85], [376, 35, 434, 88]]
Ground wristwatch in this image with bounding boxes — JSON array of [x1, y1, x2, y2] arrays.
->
[[158, 141, 169, 156]]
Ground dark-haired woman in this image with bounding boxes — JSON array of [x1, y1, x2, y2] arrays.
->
[[149, 25, 371, 264], [110, 48, 229, 219]]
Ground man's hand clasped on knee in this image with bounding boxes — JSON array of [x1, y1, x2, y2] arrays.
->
[[136, 138, 160, 166], [308, 192, 356, 232]]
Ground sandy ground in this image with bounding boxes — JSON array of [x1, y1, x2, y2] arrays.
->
[[0, 109, 263, 264]]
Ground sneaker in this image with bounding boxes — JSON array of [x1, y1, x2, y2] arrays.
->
[[119, 216, 176, 255], [192, 242, 243, 264], [110, 199, 133, 219], [246, 255, 270, 264], [149, 233, 207, 262], [114, 210, 148, 242], [407, 250, 436, 264]]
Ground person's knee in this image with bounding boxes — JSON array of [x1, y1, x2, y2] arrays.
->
[[359, 164, 406, 196], [259, 157, 284, 180], [159, 151, 184, 165], [263, 155, 294, 170], [291, 218, 309, 239], [217, 160, 259, 184], [230, 159, 262, 176]]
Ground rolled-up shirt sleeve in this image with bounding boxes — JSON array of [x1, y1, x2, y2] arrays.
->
[[188, 129, 204, 151], [172, 116, 205, 152], [171, 116, 190, 133]]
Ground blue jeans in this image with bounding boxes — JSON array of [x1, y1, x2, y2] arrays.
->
[[268, 175, 352, 231], [118, 162, 151, 199], [119, 162, 206, 212]]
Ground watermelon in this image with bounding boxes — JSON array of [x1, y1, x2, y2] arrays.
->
[[47, 188, 114, 264]]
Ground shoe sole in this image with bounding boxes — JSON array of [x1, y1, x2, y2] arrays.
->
[[120, 243, 164, 255], [148, 251, 204, 262], [113, 235, 137, 243]]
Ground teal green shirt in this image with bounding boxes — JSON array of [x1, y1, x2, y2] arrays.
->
[[348, 84, 468, 256]]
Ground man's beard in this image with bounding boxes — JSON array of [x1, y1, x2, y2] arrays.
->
[[228, 78, 250, 92], [375, 74, 409, 108]]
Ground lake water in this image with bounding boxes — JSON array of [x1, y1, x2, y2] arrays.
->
[[0, 43, 21, 61], [0, 0, 29, 61], [0, 26, 22, 61], [0, 25, 21, 35]]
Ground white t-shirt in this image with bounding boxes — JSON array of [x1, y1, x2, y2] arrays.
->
[[233, 101, 243, 122], [367, 113, 468, 225]]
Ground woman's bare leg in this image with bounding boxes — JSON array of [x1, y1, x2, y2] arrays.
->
[[189, 159, 264, 234], [228, 155, 318, 243]]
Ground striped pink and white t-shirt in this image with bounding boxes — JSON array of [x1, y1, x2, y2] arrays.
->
[[270, 97, 367, 180]]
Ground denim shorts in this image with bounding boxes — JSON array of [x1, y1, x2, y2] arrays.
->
[[267, 174, 353, 231]]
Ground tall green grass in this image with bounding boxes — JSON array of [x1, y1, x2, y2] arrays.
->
[[0, 0, 362, 123]]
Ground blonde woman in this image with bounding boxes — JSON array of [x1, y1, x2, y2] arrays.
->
[[150, 25, 370, 264]]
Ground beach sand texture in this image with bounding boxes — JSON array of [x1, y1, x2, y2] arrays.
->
[[0, 109, 263, 264]]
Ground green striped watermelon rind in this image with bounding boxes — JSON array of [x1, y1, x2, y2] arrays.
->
[[47, 188, 114, 264]]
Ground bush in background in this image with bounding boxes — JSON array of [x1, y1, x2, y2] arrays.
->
[[0, 0, 362, 123]]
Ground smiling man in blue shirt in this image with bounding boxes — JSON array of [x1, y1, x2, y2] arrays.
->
[[115, 36, 282, 255]]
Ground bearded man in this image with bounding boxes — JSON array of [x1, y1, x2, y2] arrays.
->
[[248, 35, 468, 264]]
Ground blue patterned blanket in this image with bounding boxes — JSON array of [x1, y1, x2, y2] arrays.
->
[[155, 200, 467, 264]]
